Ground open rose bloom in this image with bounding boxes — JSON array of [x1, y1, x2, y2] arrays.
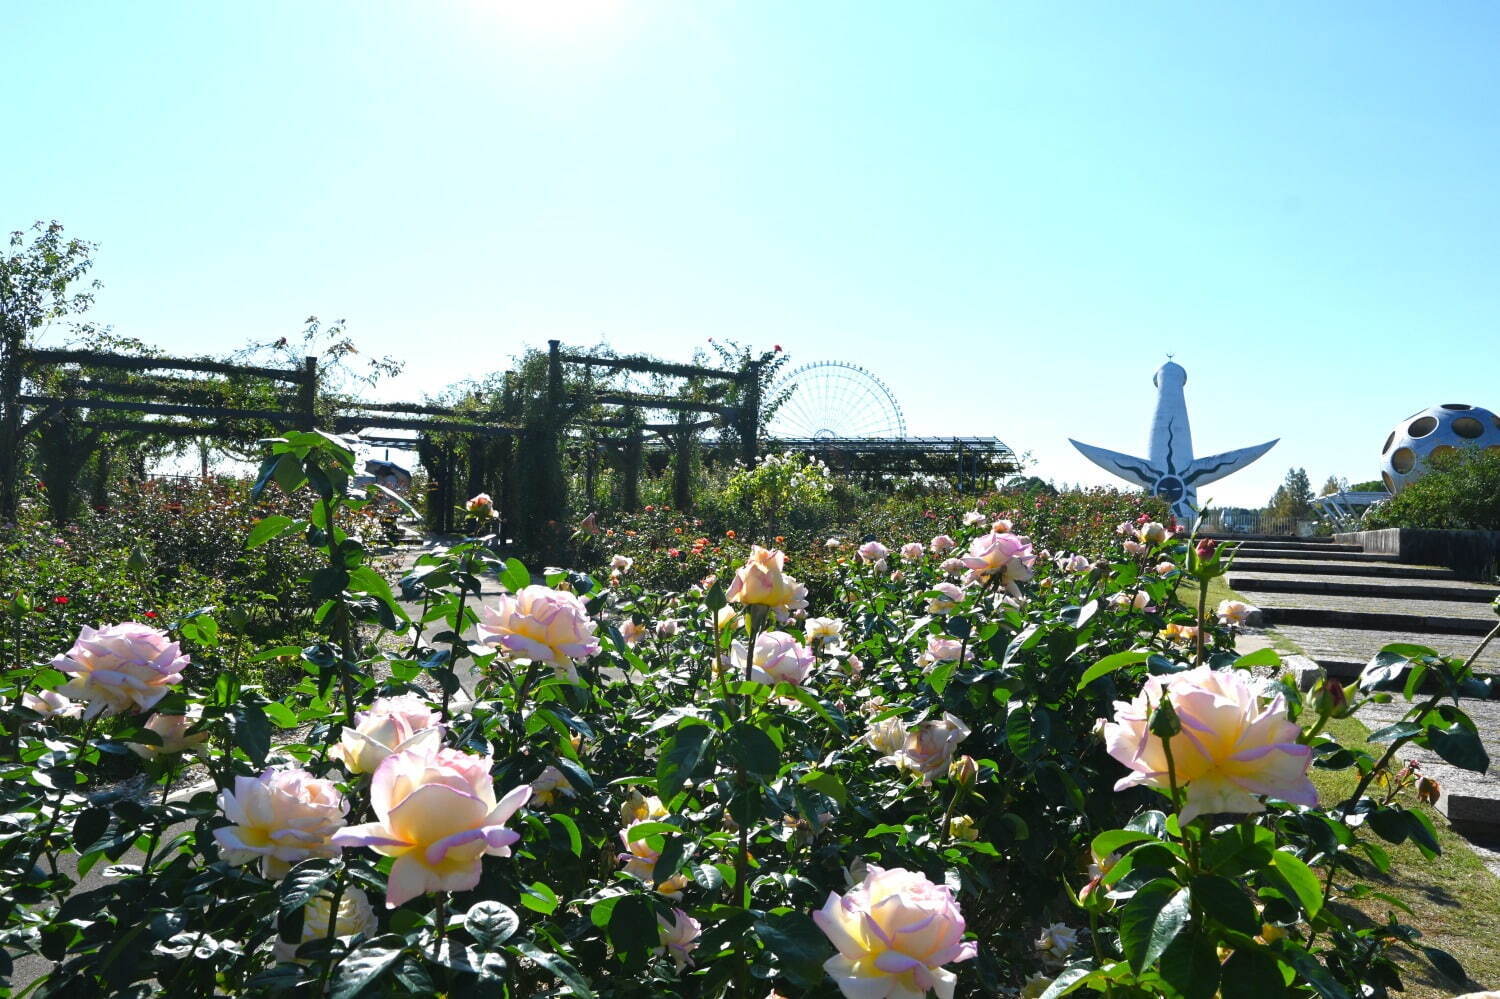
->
[[730, 630, 815, 686], [877, 713, 971, 783], [814, 866, 977, 999], [1102, 665, 1317, 822], [53, 622, 188, 718], [477, 585, 601, 682], [215, 768, 348, 877], [959, 531, 1035, 596], [333, 746, 531, 907], [331, 693, 444, 775]]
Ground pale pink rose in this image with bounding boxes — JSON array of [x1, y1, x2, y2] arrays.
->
[[465, 493, 496, 517], [858, 541, 890, 564], [992, 518, 1014, 533], [961, 511, 987, 526], [530, 765, 575, 807], [1136, 522, 1168, 544], [726, 546, 797, 610], [1154, 561, 1176, 576], [215, 768, 348, 877], [129, 706, 209, 759], [861, 716, 907, 756], [844, 653, 864, 677], [610, 554, 634, 572], [1102, 665, 1317, 822], [813, 866, 977, 999], [730, 631, 815, 686], [918, 636, 971, 672], [960, 531, 1035, 594], [331, 746, 531, 907], [775, 574, 810, 624], [1116, 520, 1135, 536], [900, 542, 924, 562], [331, 694, 444, 775], [1034, 922, 1078, 967], [929, 534, 956, 554], [825, 537, 843, 548], [926, 582, 965, 614], [619, 619, 646, 647], [619, 827, 690, 897], [274, 888, 378, 963], [1217, 599, 1257, 627], [1121, 539, 1147, 555], [939, 557, 967, 577], [806, 617, 844, 643], [654, 908, 702, 971], [477, 585, 601, 682], [1108, 590, 1151, 612], [1058, 554, 1092, 573], [655, 619, 679, 640], [877, 713, 971, 782], [20, 689, 82, 719], [52, 623, 188, 718], [889, 569, 904, 583]]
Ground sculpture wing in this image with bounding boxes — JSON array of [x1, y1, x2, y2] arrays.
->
[[1183, 440, 1279, 487], [1069, 440, 1157, 488]]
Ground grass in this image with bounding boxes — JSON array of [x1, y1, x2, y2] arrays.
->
[[1310, 715, 1500, 996]]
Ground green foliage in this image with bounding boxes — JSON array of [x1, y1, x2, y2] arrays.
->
[[1364, 445, 1500, 532]]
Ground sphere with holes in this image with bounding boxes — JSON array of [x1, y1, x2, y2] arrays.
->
[[1380, 403, 1500, 493]]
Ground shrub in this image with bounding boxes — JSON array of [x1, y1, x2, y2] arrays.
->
[[1364, 445, 1500, 532]]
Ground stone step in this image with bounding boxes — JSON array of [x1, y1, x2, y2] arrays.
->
[[1262, 600, 1496, 636], [1230, 558, 1458, 580], [1218, 539, 1362, 552], [1228, 548, 1404, 563], [1230, 572, 1498, 603], [1201, 533, 1335, 544], [1273, 623, 1500, 678]]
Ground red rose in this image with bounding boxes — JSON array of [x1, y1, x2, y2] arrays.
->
[[54, 596, 69, 605]]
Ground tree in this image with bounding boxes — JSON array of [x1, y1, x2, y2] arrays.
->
[[0, 222, 100, 517], [1320, 475, 1347, 496], [1266, 467, 1315, 522]]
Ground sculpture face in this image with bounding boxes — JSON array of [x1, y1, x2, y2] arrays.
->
[[1070, 362, 1277, 527]]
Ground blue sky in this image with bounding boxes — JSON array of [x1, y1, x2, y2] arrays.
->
[[7, 1, 1500, 505]]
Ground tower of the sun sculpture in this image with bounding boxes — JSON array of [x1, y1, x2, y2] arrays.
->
[[1069, 361, 1278, 525]]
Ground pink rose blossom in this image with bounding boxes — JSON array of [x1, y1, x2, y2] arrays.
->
[[53, 623, 188, 718], [332, 746, 530, 907], [899, 542, 924, 562], [730, 631, 815, 687], [215, 768, 348, 877], [813, 865, 977, 999], [858, 541, 890, 564], [1101, 665, 1317, 822], [928, 534, 956, 554], [331, 694, 444, 776], [477, 585, 601, 682], [960, 531, 1035, 594], [655, 908, 702, 971]]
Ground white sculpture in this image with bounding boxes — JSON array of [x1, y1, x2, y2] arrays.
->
[[1380, 403, 1500, 493], [1070, 360, 1277, 525]]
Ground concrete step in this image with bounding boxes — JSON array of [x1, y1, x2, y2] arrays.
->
[[1201, 533, 1335, 544], [1229, 548, 1404, 563], [1230, 558, 1458, 580], [1216, 538, 1361, 552], [1273, 624, 1500, 678], [1262, 601, 1496, 637], [1230, 572, 1498, 603]]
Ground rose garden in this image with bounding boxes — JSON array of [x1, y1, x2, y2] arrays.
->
[[2, 413, 1496, 997]]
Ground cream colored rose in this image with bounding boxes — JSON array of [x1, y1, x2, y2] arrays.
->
[[1102, 665, 1317, 822], [129, 706, 209, 760], [331, 746, 530, 907], [330, 694, 444, 776], [726, 546, 796, 609], [477, 585, 602, 682], [861, 716, 908, 756], [877, 713, 971, 783], [20, 689, 82, 720], [530, 765, 575, 807], [274, 888, 378, 963], [215, 767, 348, 877], [813, 866, 977, 999]]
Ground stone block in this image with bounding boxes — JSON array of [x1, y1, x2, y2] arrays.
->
[[1284, 655, 1325, 692]]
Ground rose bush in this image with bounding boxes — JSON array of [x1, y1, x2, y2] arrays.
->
[[0, 431, 1492, 997]]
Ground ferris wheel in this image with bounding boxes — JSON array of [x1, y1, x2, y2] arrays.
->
[[766, 360, 908, 440]]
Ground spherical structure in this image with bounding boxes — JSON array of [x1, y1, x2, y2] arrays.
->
[[1380, 403, 1500, 493], [766, 361, 907, 440]]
